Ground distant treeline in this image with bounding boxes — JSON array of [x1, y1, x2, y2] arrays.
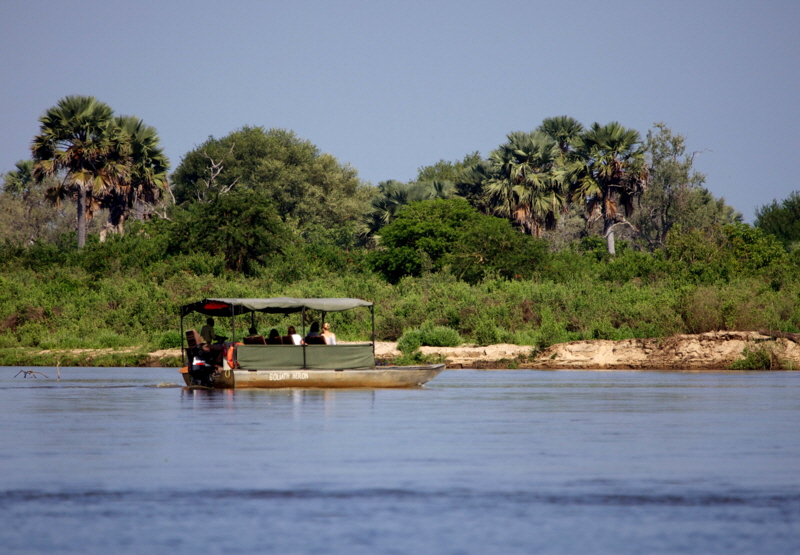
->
[[1, 97, 799, 359]]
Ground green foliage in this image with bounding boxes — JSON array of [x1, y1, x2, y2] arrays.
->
[[483, 130, 564, 236], [30, 96, 169, 248], [171, 126, 373, 246], [5, 115, 800, 365], [447, 215, 550, 283], [472, 317, 510, 347], [415, 152, 483, 184], [398, 322, 462, 353], [729, 344, 789, 370], [166, 190, 289, 275], [368, 198, 478, 282], [631, 123, 741, 251], [156, 330, 183, 349], [361, 179, 454, 238], [755, 191, 800, 251], [664, 223, 792, 285]]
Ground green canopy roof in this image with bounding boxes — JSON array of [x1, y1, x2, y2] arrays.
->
[[180, 297, 373, 317]]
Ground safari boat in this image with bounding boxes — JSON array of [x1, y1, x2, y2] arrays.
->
[[179, 297, 444, 389]]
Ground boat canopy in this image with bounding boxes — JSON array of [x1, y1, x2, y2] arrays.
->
[[180, 297, 374, 317]]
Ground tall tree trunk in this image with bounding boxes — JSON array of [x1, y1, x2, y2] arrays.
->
[[604, 217, 616, 256], [77, 186, 87, 249]]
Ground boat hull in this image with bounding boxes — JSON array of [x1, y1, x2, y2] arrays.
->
[[181, 364, 445, 389]]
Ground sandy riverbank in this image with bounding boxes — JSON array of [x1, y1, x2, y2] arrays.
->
[[134, 331, 799, 370]]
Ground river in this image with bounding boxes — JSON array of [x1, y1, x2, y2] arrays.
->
[[1, 367, 799, 554]]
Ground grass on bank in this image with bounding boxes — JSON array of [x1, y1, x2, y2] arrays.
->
[[0, 347, 183, 368]]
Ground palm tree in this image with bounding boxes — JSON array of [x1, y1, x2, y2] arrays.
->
[[99, 116, 170, 240], [361, 179, 454, 240], [455, 159, 493, 214], [538, 116, 584, 156], [570, 122, 649, 254], [484, 131, 564, 237], [2, 160, 35, 197], [31, 95, 130, 248]]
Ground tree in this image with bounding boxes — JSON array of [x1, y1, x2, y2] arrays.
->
[[361, 179, 453, 239], [484, 131, 565, 237], [31, 96, 131, 249], [367, 198, 479, 282], [538, 115, 584, 156], [2, 160, 35, 196], [415, 152, 483, 183], [98, 116, 170, 241], [171, 126, 373, 246], [569, 122, 649, 255], [166, 190, 289, 275], [631, 123, 740, 250], [367, 197, 549, 283], [447, 214, 549, 284], [454, 158, 493, 214], [1, 160, 76, 245], [755, 191, 800, 251]]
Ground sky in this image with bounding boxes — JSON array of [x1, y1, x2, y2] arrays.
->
[[1, 0, 798, 222]]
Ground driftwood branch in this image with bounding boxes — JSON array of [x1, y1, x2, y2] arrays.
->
[[758, 329, 800, 343], [15, 369, 49, 379]]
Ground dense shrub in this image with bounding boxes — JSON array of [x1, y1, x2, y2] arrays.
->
[[398, 322, 463, 353]]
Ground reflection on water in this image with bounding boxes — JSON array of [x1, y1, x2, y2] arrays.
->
[[1, 367, 799, 555]]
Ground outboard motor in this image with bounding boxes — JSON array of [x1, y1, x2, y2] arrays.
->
[[189, 354, 216, 387], [185, 330, 217, 387]]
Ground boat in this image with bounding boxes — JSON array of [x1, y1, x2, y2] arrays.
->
[[178, 297, 444, 389]]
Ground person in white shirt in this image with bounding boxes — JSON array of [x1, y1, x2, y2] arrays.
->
[[287, 326, 304, 345], [322, 322, 336, 345]]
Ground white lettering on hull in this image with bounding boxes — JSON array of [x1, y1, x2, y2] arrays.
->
[[268, 372, 309, 381]]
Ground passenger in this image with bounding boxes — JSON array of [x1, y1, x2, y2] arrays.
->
[[244, 326, 265, 345], [266, 328, 283, 345], [287, 325, 304, 345], [305, 322, 327, 344], [200, 318, 216, 344], [322, 322, 337, 345]]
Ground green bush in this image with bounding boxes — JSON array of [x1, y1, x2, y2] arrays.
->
[[397, 329, 424, 353], [729, 344, 788, 370], [473, 318, 509, 346], [397, 322, 462, 353], [156, 330, 183, 349]]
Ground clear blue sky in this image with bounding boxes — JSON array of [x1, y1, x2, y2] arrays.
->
[[2, 0, 798, 222]]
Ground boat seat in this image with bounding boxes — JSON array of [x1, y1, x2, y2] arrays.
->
[[305, 335, 326, 345], [243, 335, 266, 345], [186, 329, 203, 348], [281, 335, 296, 345], [265, 337, 283, 345]]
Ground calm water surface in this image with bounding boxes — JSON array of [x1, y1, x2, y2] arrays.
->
[[1, 367, 799, 554]]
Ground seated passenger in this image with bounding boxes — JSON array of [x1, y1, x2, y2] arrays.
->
[[305, 322, 327, 344], [265, 328, 283, 345], [243, 326, 266, 345], [285, 325, 304, 345], [322, 322, 337, 345]]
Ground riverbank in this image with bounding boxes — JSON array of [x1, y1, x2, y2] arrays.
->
[[3, 331, 798, 370]]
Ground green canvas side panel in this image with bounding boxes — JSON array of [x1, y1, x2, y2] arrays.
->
[[305, 345, 374, 369], [236, 345, 304, 370], [235, 344, 374, 370]]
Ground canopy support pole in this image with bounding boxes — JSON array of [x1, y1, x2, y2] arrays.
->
[[180, 310, 185, 367], [231, 306, 236, 343], [371, 306, 375, 361], [302, 307, 307, 369]]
